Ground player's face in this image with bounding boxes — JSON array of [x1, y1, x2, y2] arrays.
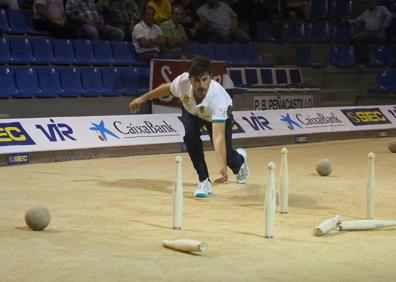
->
[[190, 73, 211, 100]]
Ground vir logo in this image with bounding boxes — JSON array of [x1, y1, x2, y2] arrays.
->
[[36, 119, 76, 142], [280, 113, 302, 130], [90, 120, 119, 141], [242, 112, 272, 131]]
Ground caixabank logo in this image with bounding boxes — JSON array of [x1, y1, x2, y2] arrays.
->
[[341, 108, 391, 126], [0, 122, 35, 146]]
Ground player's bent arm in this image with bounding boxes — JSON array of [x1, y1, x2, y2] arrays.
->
[[212, 122, 227, 172], [129, 83, 172, 112]]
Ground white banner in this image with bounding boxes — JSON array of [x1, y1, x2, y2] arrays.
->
[[1, 105, 396, 154], [0, 114, 184, 154]]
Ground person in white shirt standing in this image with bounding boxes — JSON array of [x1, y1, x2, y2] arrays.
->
[[349, 0, 392, 42], [129, 56, 249, 198]]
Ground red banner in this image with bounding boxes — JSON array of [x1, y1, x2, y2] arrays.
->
[[150, 59, 228, 107]]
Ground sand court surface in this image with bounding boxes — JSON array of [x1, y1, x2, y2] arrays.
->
[[1, 137, 396, 281]]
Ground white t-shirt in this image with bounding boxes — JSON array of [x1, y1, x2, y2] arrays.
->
[[170, 72, 233, 122], [352, 6, 392, 31], [132, 20, 162, 54]]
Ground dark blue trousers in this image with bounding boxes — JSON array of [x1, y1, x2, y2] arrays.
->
[[180, 107, 244, 182]]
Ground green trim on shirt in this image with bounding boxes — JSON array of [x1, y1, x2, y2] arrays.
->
[[212, 119, 226, 123]]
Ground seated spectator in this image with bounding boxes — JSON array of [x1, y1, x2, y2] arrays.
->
[[284, 0, 310, 21], [349, 0, 392, 42], [33, 0, 72, 38], [0, 0, 18, 9], [101, 0, 141, 40], [173, 0, 200, 40], [65, 0, 124, 41], [160, 4, 189, 58], [196, 0, 250, 43], [132, 6, 167, 61], [146, 0, 172, 24]]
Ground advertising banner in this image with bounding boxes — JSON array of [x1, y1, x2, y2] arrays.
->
[[1, 105, 395, 155]]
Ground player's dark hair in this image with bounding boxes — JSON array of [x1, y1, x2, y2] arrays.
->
[[188, 56, 213, 78]]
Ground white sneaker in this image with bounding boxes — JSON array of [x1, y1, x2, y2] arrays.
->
[[193, 178, 213, 198], [236, 148, 249, 184]]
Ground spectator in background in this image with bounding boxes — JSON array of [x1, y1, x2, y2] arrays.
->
[[66, 0, 124, 40], [33, 0, 72, 38], [132, 6, 167, 61], [173, 0, 200, 40], [284, 0, 310, 21], [349, 0, 392, 42], [146, 0, 172, 24], [0, 0, 18, 9], [196, 0, 250, 43], [101, 0, 141, 40], [348, 0, 392, 63], [160, 4, 189, 58]]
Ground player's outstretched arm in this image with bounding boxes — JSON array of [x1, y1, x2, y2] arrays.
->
[[129, 83, 172, 113]]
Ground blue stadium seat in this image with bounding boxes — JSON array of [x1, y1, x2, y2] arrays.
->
[[52, 39, 77, 65], [59, 68, 84, 97], [111, 41, 135, 65], [330, 46, 356, 67], [275, 69, 288, 85], [92, 40, 115, 65], [282, 21, 305, 43], [213, 43, 230, 65], [31, 38, 56, 64], [199, 43, 215, 60], [295, 47, 326, 68], [0, 9, 11, 32], [366, 45, 395, 67], [73, 39, 96, 65], [9, 37, 36, 64], [0, 37, 13, 64], [181, 42, 200, 58], [332, 24, 353, 42], [289, 68, 302, 84], [101, 67, 124, 96], [310, 0, 329, 19], [138, 67, 150, 93], [228, 68, 244, 86], [245, 68, 259, 85], [81, 68, 104, 97], [228, 43, 247, 66], [330, 0, 352, 19], [306, 22, 331, 43], [0, 67, 18, 98], [37, 67, 64, 97], [367, 71, 395, 93], [121, 67, 147, 96], [7, 9, 32, 33], [256, 21, 278, 42], [14, 67, 42, 98], [260, 68, 275, 85], [244, 43, 262, 66]]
